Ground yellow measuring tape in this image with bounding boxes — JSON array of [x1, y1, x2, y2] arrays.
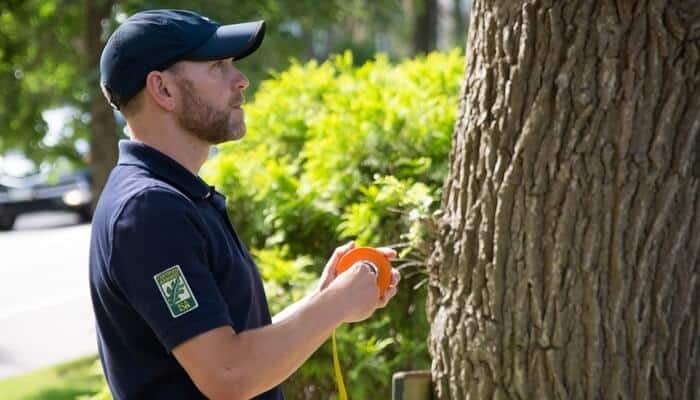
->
[[332, 330, 348, 400], [332, 247, 392, 400]]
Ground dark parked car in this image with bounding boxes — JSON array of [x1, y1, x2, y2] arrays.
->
[[0, 171, 92, 230]]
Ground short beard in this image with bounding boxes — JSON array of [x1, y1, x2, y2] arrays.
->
[[173, 76, 245, 144]]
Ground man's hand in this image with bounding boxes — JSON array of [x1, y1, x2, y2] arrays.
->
[[316, 241, 398, 293], [317, 241, 401, 323], [274, 241, 400, 326], [326, 260, 401, 323]]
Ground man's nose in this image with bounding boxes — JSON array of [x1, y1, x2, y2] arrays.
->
[[233, 71, 249, 91]]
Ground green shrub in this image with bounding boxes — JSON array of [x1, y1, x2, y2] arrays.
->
[[203, 49, 463, 399]]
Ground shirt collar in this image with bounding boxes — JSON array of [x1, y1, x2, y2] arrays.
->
[[117, 140, 211, 200]]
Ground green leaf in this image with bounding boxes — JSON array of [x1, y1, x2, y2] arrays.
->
[[166, 277, 185, 305]]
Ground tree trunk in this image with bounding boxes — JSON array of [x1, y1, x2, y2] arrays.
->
[[427, 1, 700, 399], [85, 0, 118, 209], [413, 0, 439, 55]]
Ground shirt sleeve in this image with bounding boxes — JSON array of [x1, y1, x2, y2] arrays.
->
[[109, 186, 232, 352]]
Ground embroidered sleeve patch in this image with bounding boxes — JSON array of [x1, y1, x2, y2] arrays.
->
[[154, 265, 199, 318]]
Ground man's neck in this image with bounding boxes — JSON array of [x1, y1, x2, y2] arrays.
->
[[127, 122, 210, 176]]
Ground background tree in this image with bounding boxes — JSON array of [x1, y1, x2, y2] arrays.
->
[[452, 0, 471, 46], [412, 0, 439, 55], [86, 0, 118, 204], [428, 1, 699, 399]]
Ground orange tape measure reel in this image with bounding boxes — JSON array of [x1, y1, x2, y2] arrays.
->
[[336, 247, 392, 298], [332, 246, 393, 400]]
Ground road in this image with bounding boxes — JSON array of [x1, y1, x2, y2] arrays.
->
[[0, 212, 96, 380]]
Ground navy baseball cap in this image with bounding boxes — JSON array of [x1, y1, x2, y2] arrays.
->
[[100, 9, 265, 110]]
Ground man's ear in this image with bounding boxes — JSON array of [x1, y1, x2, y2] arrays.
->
[[144, 70, 178, 112]]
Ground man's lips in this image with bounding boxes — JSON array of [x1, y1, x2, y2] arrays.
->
[[230, 94, 245, 109]]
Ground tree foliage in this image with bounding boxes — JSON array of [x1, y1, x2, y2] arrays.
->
[[0, 0, 86, 164]]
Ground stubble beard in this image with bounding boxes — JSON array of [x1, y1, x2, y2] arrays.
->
[[174, 77, 246, 145]]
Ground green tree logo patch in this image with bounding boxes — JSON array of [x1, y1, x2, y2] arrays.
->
[[154, 265, 198, 318]]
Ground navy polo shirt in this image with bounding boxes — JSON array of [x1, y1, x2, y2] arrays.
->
[[89, 140, 284, 400]]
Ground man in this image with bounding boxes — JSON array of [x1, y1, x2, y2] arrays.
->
[[90, 9, 400, 400]]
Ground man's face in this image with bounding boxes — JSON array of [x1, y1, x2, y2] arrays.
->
[[171, 59, 249, 144]]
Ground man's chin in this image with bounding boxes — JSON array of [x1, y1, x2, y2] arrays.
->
[[229, 125, 246, 140], [227, 117, 246, 139], [210, 126, 246, 145]]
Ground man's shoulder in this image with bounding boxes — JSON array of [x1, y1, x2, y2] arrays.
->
[[95, 165, 196, 233]]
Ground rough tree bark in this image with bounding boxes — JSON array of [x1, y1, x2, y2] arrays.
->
[[85, 0, 118, 209], [428, 1, 699, 399]]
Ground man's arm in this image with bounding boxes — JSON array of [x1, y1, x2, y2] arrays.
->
[[172, 262, 390, 400], [271, 291, 314, 325]]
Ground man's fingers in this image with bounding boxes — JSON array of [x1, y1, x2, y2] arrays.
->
[[329, 241, 355, 266], [376, 247, 397, 260], [377, 269, 400, 308], [340, 240, 356, 254], [320, 241, 355, 290], [379, 286, 397, 308], [389, 268, 401, 286], [361, 261, 378, 275]]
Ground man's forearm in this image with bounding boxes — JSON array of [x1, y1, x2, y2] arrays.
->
[[271, 289, 318, 324], [226, 288, 344, 398]]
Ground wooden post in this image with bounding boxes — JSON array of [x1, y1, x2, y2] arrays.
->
[[392, 370, 432, 400]]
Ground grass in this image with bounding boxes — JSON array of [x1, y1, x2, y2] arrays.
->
[[0, 355, 106, 400]]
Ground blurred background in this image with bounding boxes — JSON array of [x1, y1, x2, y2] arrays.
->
[[0, 0, 471, 187], [0, 1, 471, 399]]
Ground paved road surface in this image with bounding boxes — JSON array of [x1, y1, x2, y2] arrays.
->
[[0, 212, 95, 380]]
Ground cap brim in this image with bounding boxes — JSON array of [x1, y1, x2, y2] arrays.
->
[[186, 20, 265, 61]]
